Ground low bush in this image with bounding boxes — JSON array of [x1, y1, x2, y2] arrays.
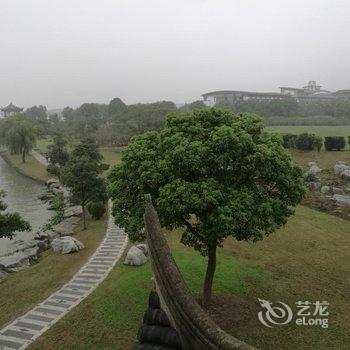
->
[[324, 136, 346, 151], [87, 201, 106, 220], [47, 163, 60, 177], [295, 133, 322, 151], [282, 134, 298, 148]]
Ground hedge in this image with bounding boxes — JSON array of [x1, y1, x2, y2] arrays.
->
[[324, 136, 346, 151], [295, 133, 322, 151], [282, 134, 298, 148]]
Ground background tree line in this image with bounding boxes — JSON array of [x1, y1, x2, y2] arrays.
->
[[2, 96, 350, 153]]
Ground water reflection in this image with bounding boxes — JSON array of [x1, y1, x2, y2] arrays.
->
[[0, 156, 52, 255]]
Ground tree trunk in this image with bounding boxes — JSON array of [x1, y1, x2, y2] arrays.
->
[[202, 244, 217, 307], [22, 149, 26, 163], [82, 203, 86, 230]]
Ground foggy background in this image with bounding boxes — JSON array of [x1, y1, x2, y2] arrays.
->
[[0, 0, 349, 109]]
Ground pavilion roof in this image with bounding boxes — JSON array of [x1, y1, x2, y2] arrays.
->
[[1, 103, 23, 112]]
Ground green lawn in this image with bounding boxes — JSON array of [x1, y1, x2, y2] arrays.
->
[[6, 153, 50, 181], [100, 148, 123, 167], [0, 217, 107, 329], [266, 125, 350, 138], [35, 139, 52, 154], [29, 206, 350, 350]]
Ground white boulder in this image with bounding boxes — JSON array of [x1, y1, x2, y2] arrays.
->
[[332, 187, 344, 194], [51, 237, 85, 254], [308, 162, 317, 167], [0, 247, 39, 272], [341, 168, 350, 180], [64, 206, 83, 218], [334, 163, 349, 175], [307, 164, 322, 175], [7, 239, 38, 254], [136, 244, 149, 256], [124, 246, 147, 266], [47, 178, 59, 186], [332, 194, 350, 206]]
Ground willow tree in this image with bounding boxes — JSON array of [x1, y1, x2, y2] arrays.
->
[[5, 121, 36, 163], [108, 109, 306, 306], [0, 190, 30, 239]]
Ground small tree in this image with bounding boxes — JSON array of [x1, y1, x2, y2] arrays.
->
[[5, 121, 36, 163], [0, 190, 31, 238], [108, 109, 306, 306], [61, 139, 107, 229], [47, 134, 70, 167]]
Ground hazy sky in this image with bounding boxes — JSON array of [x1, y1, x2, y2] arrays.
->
[[0, 0, 349, 109]]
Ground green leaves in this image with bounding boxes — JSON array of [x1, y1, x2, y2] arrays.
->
[[0, 190, 31, 239], [4, 120, 37, 162], [108, 108, 306, 255], [61, 139, 107, 228]]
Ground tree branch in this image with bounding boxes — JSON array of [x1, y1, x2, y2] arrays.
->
[[181, 218, 205, 242]]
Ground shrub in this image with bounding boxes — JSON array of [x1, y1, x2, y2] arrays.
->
[[348, 136, 350, 146], [87, 201, 106, 220], [282, 134, 298, 148], [295, 133, 322, 151], [47, 163, 60, 177], [324, 136, 346, 151]]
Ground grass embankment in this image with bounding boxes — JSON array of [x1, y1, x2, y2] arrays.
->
[[29, 206, 350, 350], [5, 153, 50, 182], [0, 217, 107, 329]]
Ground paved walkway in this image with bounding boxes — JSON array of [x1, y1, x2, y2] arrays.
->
[[0, 204, 128, 350], [30, 150, 48, 167], [0, 150, 128, 349]]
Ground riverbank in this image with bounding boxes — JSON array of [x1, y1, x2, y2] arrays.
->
[[0, 217, 107, 328], [0, 151, 49, 184]]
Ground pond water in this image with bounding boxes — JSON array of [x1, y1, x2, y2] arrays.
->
[[0, 156, 52, 255]]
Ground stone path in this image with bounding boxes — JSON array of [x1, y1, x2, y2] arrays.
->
[[0, 205, 128, 350], [0, 148, 128, 349], [30, 150, 48, 167]]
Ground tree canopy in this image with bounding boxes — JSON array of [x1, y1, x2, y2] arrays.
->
[[108, 108, 306, 305], [108, 97, 127, 115], [61, 138, 107, 229], [5, 120, 37, 163]]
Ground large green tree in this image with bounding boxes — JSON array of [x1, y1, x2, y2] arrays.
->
[[0, 190, 31, 239], [108, 108, 306, 306], [61, 138, 107, 229], [5, 121, 37, 163]]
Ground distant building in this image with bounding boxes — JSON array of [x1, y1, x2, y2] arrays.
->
[[202, 81, 350, 106], [0, 103, 23, 118]]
